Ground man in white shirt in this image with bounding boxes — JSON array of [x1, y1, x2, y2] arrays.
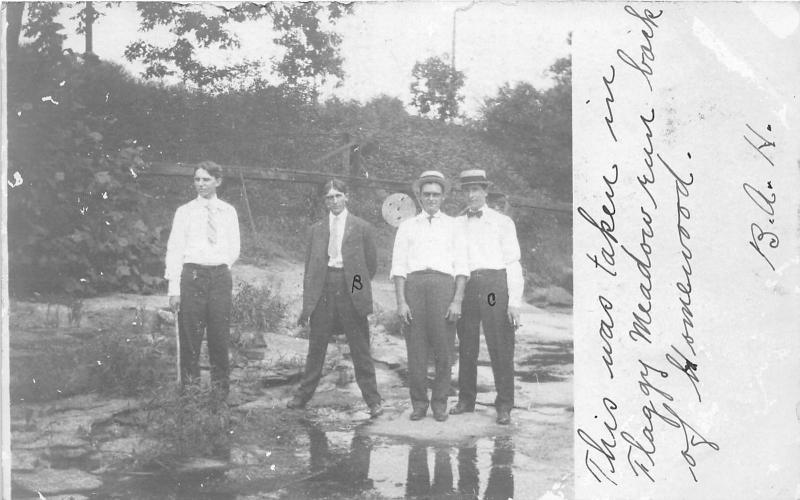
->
[[391, 171, 468, 422], [165, 161, 240, 397], [449, 169, 523, 425]]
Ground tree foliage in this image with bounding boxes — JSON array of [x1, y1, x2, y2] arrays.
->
[[409, 55, 465, 121], [480, 55, 571, 200], [124, 2, 351, 92], [7, 49, 162, 297]]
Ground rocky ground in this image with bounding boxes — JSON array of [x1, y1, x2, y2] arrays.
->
[[9, 261, 573, 499]]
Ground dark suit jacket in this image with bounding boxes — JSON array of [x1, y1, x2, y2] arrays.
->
[[301, 212, 378, 319]]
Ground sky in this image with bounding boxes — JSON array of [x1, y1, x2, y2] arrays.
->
[[55, 1, 575, 117]]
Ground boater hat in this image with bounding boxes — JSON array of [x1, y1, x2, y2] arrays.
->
[[458, 169, 491, 188], [412, 170, 451, 197]]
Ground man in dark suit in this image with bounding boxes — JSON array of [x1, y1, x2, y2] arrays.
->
[[288, 179, 383, 417]]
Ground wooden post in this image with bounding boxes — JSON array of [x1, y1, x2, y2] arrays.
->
[[340, 132, 351, 174], [238, 170, 258, 237]]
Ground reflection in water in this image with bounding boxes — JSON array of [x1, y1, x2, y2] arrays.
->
[[406, 444, 454, 496], [298, 424, 374, 497], [174, 470, 235, 500], [405, 436, 514, 500], [485, 435, 514, 500], [458, 445, 480, 497]]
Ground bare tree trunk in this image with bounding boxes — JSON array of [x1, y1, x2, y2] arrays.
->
[[84, 1, 94, 55], [6, 2, 25, 56]]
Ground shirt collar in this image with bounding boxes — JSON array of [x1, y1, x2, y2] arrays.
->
[[419, 210, 442, 219], [196, 195, 220, 208], [329, 208, 348, 223]]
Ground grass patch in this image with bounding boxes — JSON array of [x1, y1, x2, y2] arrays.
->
[[10, 331, 171, 403], [141, 384, 232, 460], [231, 282, 287, 335]]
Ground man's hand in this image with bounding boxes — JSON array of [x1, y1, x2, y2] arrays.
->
[[445, 300, 462, 322], [397, 302, 413, 325], [169, 295, 180, 312], [507, 306, 521, 329], [297, 313, 310, 327]]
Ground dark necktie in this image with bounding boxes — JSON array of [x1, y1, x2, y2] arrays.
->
[[427, 214, 434, 224], [467, 209, 483, 219]]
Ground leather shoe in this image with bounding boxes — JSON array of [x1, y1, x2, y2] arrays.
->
[[409, 408, 427, 421], [496, 408, 511, 425], [449, 402, 475, 415], [369, 403, 384, 418], [433, 410, 448, 422], [286, 396, 306, 409]]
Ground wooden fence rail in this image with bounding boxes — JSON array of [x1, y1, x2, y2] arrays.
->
[[141, 162, 572, 215]]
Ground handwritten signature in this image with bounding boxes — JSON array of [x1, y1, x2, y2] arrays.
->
[[742, 123, 779, 271]]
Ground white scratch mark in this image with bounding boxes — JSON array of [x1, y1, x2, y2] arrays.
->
[[270, 464, 276, 471], [692, 18, 756, 81], [7, 171, 23, 188], [129, 168, 138, 179], [105, 92, 110, 102], [41, 96, 59, 105], [693, 17, 787, 128], [17, 111, 22, 117], [102, 192, 108, 199], [59, 80, 66, 87]]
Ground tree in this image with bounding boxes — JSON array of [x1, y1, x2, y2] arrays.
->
[[409, 55, 465, 121], [5, 2, 26, 55], [480, 55, 571, 200], [124, 2, 352, 93]]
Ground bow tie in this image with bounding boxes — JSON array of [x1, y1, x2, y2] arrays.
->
[[467, 209, 483, 219]]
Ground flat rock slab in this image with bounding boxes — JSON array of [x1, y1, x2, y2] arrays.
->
[[11, 450, 40, 471], [13, 468, 102, 494], [368, 407, 517, 442], [172, 457, 230, 474]]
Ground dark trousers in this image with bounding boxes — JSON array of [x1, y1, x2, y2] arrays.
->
[[178, 264, 232, 395], [295, 268, 381, 406], [455, 269, 515, 411], [404, 272, 455, 413]]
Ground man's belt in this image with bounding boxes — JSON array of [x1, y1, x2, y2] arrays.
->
[[184, 263, 227, 270], [408, 269, 452, 278], [470, 268, 505, 278]]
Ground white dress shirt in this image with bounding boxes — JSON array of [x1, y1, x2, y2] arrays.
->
[[165, 195, 240, 295], [327, 208, 348, 268], [390, 210, 469, 279], [458, 205, 524, 308]]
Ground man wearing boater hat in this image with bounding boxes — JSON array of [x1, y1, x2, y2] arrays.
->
[[390, 171, 468, 422], [450, 169, 523, 425]]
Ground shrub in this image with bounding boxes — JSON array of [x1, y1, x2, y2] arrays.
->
[[231, 282, 287, 333], [87, 331, 171, 397], [142, 384, 232, 459]]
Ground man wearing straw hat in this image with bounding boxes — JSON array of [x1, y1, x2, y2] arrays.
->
[[449, 169, 523, 425], [390, 171, 468, 422]]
